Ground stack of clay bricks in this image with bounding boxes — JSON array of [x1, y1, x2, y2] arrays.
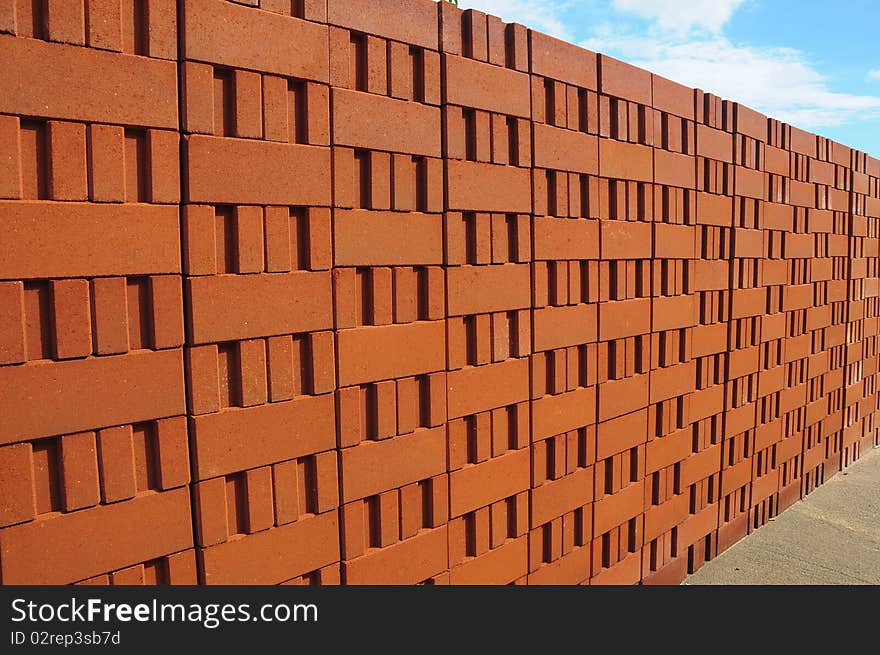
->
[[754, 115, 798, 518], [528, 31, 597, 585], [727, 102, 769, 549], [179, 0, 342, 585], [1, 0, 879, 586], [0, 0, 194, 585], [868, 158, 880, 450], [441, 8, 533, 585], [770, 124, 847, 499], [329, 1, 448, 585], [844, 150, 880, 468], [643, 74, 703, 584], [860, 158, 880, 453]]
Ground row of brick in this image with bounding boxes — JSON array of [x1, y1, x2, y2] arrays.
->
[[0, 0, 879, 586]]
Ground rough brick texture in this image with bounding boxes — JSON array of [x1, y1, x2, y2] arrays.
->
[[0, 0, 190, 587], [0, 0, 877, 586]]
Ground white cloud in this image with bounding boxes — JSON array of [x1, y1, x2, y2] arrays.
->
[[584, 25, 880, 130], [457, 0, 880, 131], [868, 69, 880, 81], [455, 0, 574, 41], [611, 0, 747, 33]]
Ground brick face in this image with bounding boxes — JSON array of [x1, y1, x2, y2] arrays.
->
[[0, 0, 877, 586]]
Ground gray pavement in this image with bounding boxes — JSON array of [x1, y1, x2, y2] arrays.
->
[[685, 446, 880, 585]]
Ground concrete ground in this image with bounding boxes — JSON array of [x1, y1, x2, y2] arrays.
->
[[686, 446, 880, 585]]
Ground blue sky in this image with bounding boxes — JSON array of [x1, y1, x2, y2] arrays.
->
[[457, 0, 880, 157]]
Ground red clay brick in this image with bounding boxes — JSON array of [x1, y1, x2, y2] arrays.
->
[[531, 31, 597, 90], [337, 321, 445, 386], [534, 124, 599, 174], [51, 279, 92, 359], [200, 511, 339, 585], [333, 89, 442, 157], [444, 55, 531, 118], [599, 54, 651, 105], [187, 272, 332, 344], [0, 443, 36, 527], [340, 427, 446, 502], [0, 350, 185, 444], [0, 281, 26, 365], [599, 139, 652, 182], [652, 74, 694, 120], [334, 210, 443, 267], [190, 396, 336, 479], [328, 0, 437, 49], [446, 160, 531, 212], [96, 426, 137, 504], [183, 0, 328, 81], [0, 487, 193, 585], [185, 136, 331, 206], [0, 36, 177, 128], [0, 202, 180, 279]]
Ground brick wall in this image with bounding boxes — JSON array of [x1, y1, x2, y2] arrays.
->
[[0, 0, 877, 586]]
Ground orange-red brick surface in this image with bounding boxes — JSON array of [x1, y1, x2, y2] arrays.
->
[[0, 0, 877, 585]]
